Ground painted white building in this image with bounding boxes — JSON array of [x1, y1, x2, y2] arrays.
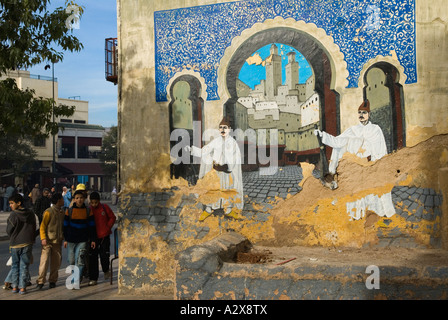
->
[[235, 45, 320, 156], [237, 46, 318, 129]]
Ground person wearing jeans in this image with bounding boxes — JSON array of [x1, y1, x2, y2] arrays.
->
[[10, 245, 33, 292], [6, 194, 36, 295], [66, 242, 88, 284], [63, 190, 96, 289]]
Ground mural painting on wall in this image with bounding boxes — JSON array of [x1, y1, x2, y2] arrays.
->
[[184, 117, 244, 221], [164, 0, 415, 222], [155, 0, 416, 102]]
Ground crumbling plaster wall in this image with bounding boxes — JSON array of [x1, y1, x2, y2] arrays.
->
[[117, 0, 448, 295], [404, 0, 448, 146], [117, 0, 239, 193]]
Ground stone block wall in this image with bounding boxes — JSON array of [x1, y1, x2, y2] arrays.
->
[[119, 189, 213, 243], [117, 189, 210, 294], [117, 182, 444, 294]]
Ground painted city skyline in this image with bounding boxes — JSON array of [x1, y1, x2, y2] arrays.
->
[[238, 43, 313, 90]]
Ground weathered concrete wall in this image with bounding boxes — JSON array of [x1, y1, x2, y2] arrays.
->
[[117, 0, 448, 296], [405, 0, 448, 146]]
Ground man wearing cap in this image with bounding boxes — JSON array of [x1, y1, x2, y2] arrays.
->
[[185, 117, 244, 221], [314, 100, 387, 175]]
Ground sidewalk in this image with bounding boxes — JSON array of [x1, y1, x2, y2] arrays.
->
[[0, 260, 171, 300], [0, 201, 172, 300]]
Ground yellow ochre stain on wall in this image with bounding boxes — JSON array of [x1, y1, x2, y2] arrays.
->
[[118, 135, 448, 293]]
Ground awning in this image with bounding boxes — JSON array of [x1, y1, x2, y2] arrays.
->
[[55, 163, 74, 176], [59, 163, 104, 176], [1, 172, 14, 178], [26, 163, 74, 178], [78, 137, 102, 147]]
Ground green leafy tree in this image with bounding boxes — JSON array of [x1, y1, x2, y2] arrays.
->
[[0, 0, 84, 74], [0, 0, 85, 138], [0, 0, 85, 178], [0, 135, 37, 177]]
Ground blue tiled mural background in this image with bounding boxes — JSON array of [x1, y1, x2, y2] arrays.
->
[[154, 0, 416, 102]]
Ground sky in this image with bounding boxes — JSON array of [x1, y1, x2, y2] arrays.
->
[[27, 3, 312, 128], [239, 43, 313, 90], [29, 0, 118, 128]]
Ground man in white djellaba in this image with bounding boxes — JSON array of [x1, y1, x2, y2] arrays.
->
[[185, 118, 244, 221], [314, 100, 388, 175]]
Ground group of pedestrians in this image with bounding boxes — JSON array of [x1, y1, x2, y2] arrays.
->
[[1, 184, 24, 212], [3, 183, 116, 295]]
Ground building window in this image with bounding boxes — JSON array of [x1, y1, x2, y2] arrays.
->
[[33, 136, 46, 147], [74, 120, 86, 124], [60, 136, 75, 158], [78, 137, 102, 159]]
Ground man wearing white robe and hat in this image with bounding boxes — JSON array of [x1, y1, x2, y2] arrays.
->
[[185, 117, 244, 221], [314, 100, 388, 175]]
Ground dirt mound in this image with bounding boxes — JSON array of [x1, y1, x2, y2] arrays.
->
[[272, 134, 448, 218], [261, 134, 448, 248]]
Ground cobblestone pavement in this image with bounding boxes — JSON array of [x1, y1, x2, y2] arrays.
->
[[242, 165, 304, 204]]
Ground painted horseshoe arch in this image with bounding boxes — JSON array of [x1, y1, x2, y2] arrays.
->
[[167, 69, 207, 182], [359, 56, 407, 152], [217, 17, 350, 163]]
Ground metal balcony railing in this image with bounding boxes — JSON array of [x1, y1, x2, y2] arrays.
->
[[105, 38, 118, 84]]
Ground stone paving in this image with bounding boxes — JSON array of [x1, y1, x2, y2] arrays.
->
[[392, 186, 443, 222], [242, 165, 304, 205]]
